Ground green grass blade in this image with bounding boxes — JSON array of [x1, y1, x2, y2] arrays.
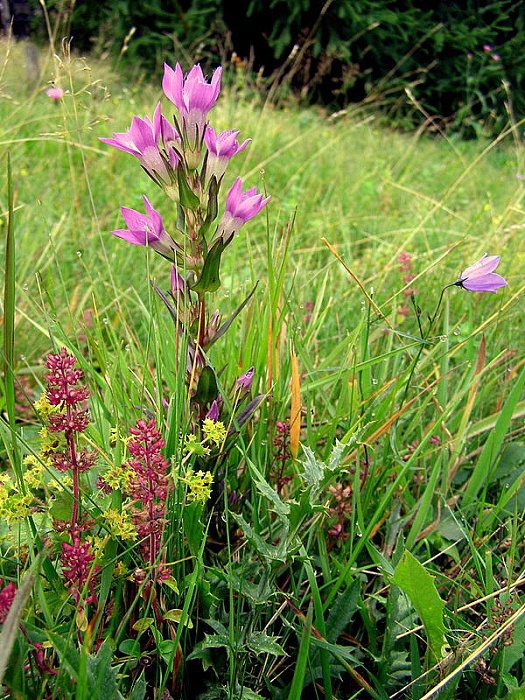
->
[[2, 152, 20, 475], [287, 600, 313, 700], [461, 366, 525, 509]]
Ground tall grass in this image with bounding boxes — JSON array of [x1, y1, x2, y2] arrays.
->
[[1, 36, 525, 700]]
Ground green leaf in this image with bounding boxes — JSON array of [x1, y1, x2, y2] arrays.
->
[[246, 631, 286, 656], [191, 236, 228, 293], [462, 366, 525, 508], [86, 640, 119, 699], [177, 168, 200, 210], [118, 639, 142, 658], [392, 550, 447, 662], [49, 489, 75, 521], [183, 500, 205, 558], [193, 365, 218, 406]]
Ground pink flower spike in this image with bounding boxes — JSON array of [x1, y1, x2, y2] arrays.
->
[[162, 62, 222, 152], [46, 86, 64, 100], [216, 177, 270, 243], [113, 196, 177, 259], [455, 253, 507, 293]]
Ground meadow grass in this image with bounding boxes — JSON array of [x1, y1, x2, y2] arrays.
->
[[1, 38, 525, 700]]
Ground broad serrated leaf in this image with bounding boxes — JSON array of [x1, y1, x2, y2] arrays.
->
[[247, 458, 290, 518], [246, 632, 287, 656]]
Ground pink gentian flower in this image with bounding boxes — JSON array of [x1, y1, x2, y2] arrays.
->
[[215, 177, 270, 243], [455, 253, 507, 293], [100, 103, 180, 187], [236, 366, 254, 391], [46, 86, 64, 100], [205, 400, 220, 422], [113, 196, 177, 259], [162, 62, 222, 157], [203, 127, 250, 184]]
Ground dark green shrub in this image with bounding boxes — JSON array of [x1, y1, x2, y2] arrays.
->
[[36, 0, 525, 136]]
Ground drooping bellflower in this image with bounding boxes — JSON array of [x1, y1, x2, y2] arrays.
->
[[454, 254, 507, 293]]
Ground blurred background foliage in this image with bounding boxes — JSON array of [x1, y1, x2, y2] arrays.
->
[[33, 0, 525, 137]]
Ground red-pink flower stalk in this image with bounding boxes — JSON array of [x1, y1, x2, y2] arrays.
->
[[60, 536, 100, 606], [0, 578, 17, 623], [124, 418, 171, 581], [45, 348, 95, 528]]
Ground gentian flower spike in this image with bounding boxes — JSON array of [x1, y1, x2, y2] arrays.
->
[[113, 196, 177, 260], [454, 253, 507, 293], [162, 62, 222, 166], [215, 177, 270, 244], [203, 127, 251, 184]]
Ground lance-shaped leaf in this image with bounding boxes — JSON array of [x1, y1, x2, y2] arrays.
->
[[191, 236, 228, 294], [392, 550, 448, 662], [177, 168, 201, 210], [207, 281, 259, 348], [193, 365, 218, 406]]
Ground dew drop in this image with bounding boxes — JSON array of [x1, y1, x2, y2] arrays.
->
[[439, 335, 448, 342], [372, 378, 378, 385], [76, 251, 82, 257]]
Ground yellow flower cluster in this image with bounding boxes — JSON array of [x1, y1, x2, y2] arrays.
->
[[0, 474, 33, 524], [101, 463, 134, 491], [201, 418, 227, 447], [184, 433, 210, 456], [103, 508, 138, 541], [184, 468, 213, 503]]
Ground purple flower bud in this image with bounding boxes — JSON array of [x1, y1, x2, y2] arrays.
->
[[171, 265, 186, 295], [455, 253, 507, 293], [236, 366, 254, 391]]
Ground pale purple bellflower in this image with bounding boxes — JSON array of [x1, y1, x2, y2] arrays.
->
[[454, 253, 507, 293], [236, 366, 254, 391]]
